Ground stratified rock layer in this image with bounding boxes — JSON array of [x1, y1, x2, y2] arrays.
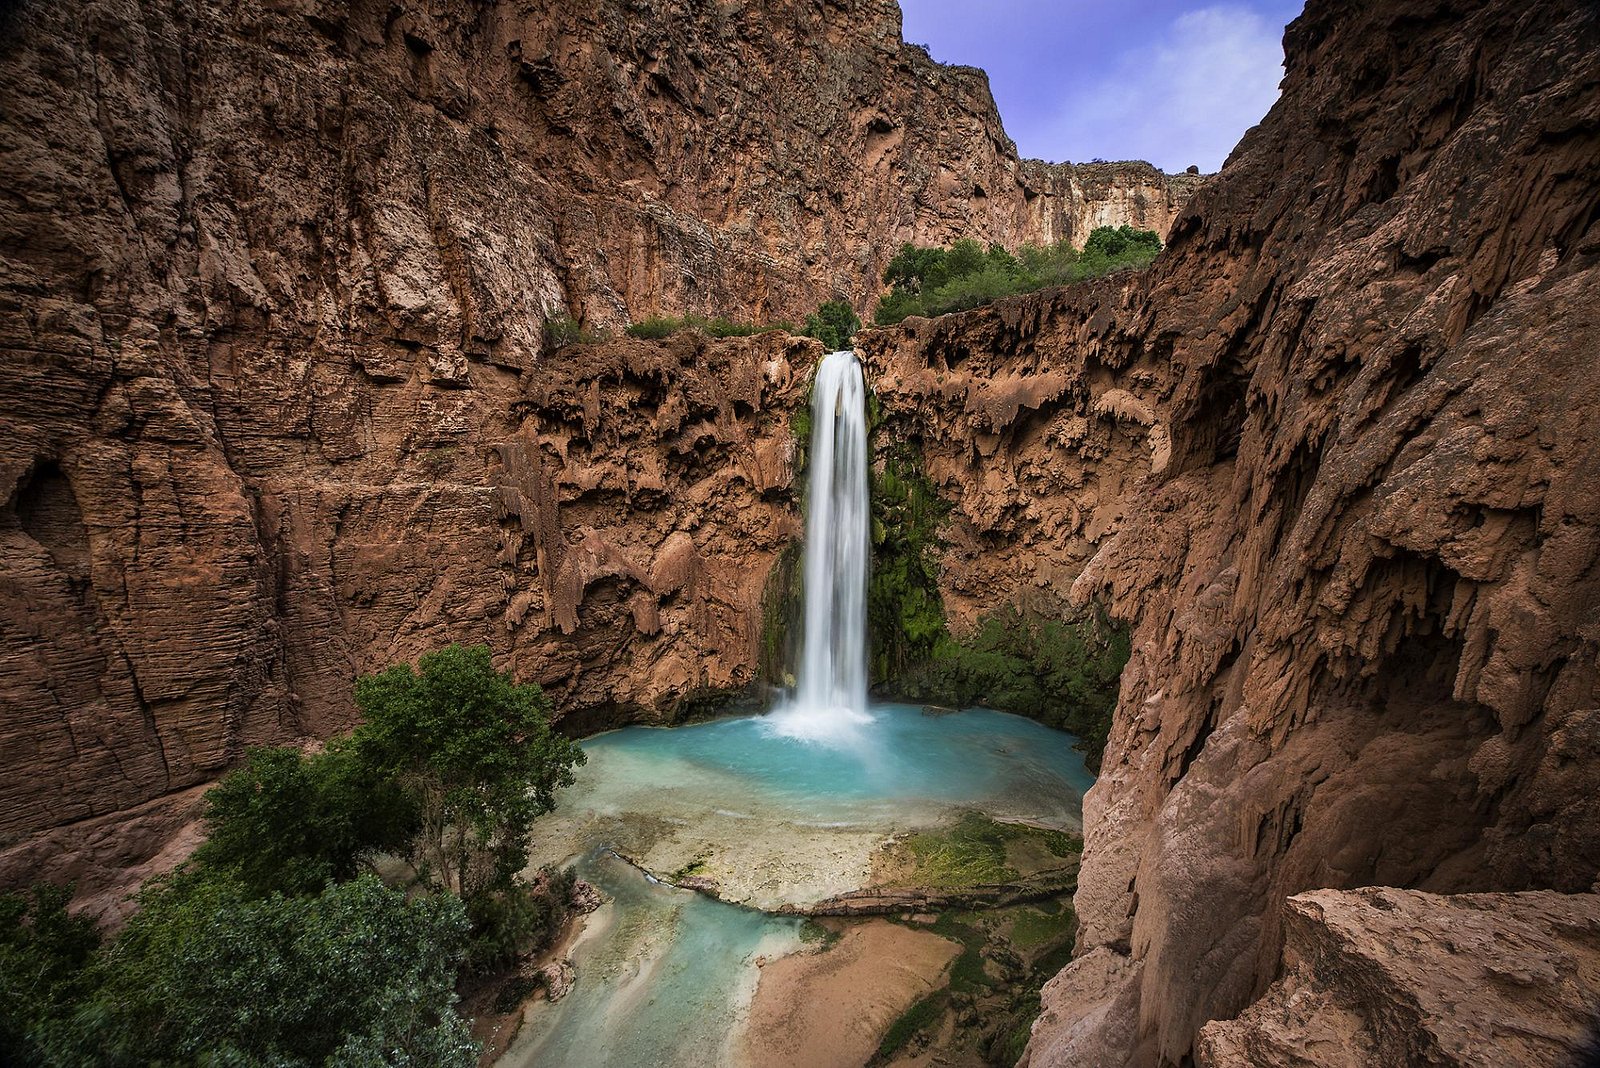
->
[[1, 0, 1196, 340], [0, 326, 812, 899], [1195, 888, 1600, 1068], [863, 0, 1600, 1064]]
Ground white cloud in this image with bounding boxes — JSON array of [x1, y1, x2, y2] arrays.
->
[[1038, 5, 1286, 172]]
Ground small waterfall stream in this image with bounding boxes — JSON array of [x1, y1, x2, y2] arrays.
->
[[768, 350, 872, 742]]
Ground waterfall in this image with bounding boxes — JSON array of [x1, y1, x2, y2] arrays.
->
[[767, 350, 872, 742]]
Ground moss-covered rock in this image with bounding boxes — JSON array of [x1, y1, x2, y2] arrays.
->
[[898, 605, 1131, 773]]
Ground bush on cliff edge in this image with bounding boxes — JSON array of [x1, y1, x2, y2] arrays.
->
[[873, 226, 1163, 325]]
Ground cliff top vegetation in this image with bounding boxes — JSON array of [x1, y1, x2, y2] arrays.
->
[[873, 225, 1162, 325]]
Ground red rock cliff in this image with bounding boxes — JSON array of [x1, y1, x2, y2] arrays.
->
[[862, 0, 1600, 1063]]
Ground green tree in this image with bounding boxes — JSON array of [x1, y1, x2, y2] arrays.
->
[[802, 299, 862, 351], [75, 874, 477, 1067], [193, 742, 419, 898], [352, 644, 585, 900], [873, 228, 1162, 325], [0, 884, 100, 1064], [872, 287, 925, 326], [923, 264, 1024, 316], [883, 242, 948, 292], [1082, 224, 1161, 259]]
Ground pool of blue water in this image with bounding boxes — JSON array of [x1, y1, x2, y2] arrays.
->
[[579, 701, 1097, 827]]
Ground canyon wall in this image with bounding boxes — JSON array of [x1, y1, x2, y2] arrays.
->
[[0, 0, 1191, 894], [0, 318, 813, 902], [862, 0, 1600, 1063], [5, 0, 1597, 1059]]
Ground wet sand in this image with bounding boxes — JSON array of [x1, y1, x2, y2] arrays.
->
[[740, 921, 960, 1068]]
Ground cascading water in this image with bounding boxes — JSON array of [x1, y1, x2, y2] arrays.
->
[[766, 350, 872, 743]]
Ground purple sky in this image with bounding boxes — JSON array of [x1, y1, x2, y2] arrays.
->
[[897, 0, 1306, 173]]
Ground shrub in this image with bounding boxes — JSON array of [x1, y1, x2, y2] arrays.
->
[[899, 605, 1131, 771], [874, 226, 1162, 325], [544, 312, 608, 348], [462, 865, 575, 973], [922, 263, 1025, 316], [625, 315, 681, 340], [0, 884, 100, 1064], [75, 874, 478, 1067], [1082, 223, 1162, 259], [802, 299, 862, 351], [872, 287, 925, 325]]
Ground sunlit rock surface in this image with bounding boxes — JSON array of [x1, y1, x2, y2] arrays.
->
[[0, 0, 1195, 897]]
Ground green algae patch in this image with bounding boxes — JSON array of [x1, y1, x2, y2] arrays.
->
[[874, 892, 1080, 1064], [1008, 901, 1077, 950], [873, 812, 1081, 891]]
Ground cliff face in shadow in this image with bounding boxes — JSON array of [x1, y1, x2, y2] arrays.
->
[[0, 320, 814, 902], [861, 0, 1600, 1063]]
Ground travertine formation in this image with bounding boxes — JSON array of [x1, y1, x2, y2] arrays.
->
[[862, 280, 1166, 634], [1195, 887, 1600, 1068], [861, 0, 1600, 1064]]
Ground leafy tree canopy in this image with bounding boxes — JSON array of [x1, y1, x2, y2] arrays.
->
[[802, 299, 862, 351], [0, 884, 100, 1065], [193, 741, 418, 898], [77, 874, 477, 1067], [2, 645, 588, 1066], [353, 644, 586, 898], [874, 226, 1162, 326]]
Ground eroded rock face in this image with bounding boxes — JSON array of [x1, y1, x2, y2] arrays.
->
[[861, 281, 1171, 634], [1196, 888, 1600, 1068], [0, 0, 1196, 343], [864, 0, 1600, 1064], [0, 326, 812, 902]]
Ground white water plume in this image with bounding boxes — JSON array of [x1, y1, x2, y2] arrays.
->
[[766, 350, 872, 744]]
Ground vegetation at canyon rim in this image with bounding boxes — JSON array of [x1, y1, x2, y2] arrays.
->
[[874, 225, 1164, 325], [547, 297, 867, 354], [626, 313, 783, 339], [801, 299, 865, 351], [0, 645, 582, 1067], [586, 224, 1160, 351]]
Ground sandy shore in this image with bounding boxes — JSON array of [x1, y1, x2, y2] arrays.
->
[[739, 920, 960, 1068]]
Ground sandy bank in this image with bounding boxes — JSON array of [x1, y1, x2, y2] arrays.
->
[[740, 921, 960, 1068]]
